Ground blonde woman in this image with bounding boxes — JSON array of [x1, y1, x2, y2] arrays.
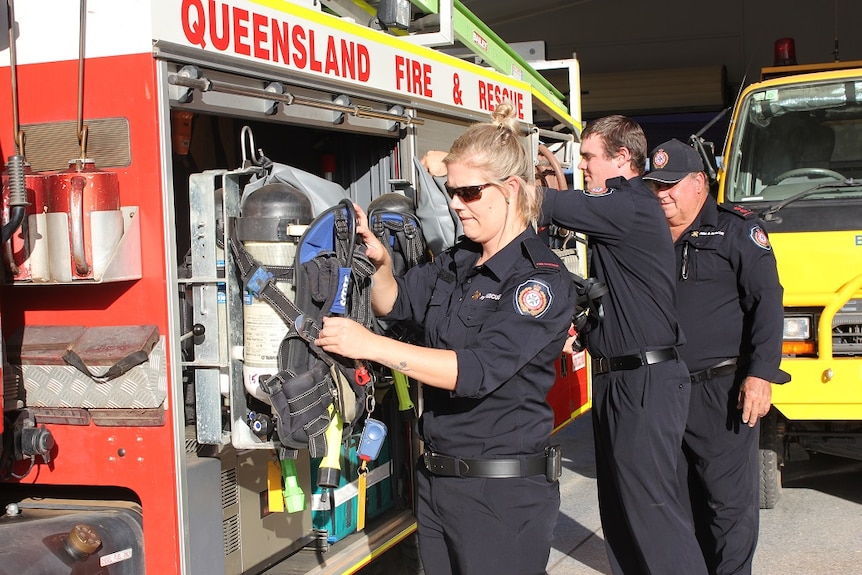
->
[[317, 102, 576, 575]]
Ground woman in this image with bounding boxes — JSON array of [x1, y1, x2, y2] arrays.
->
[[316, 102, 575, 575]]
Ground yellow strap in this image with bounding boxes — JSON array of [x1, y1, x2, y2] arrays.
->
[[356, 461, 368, 531], [267, 460, 285, 513]]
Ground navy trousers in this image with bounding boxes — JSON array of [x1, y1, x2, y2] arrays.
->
[[680, 371, 760, 575], [592, 359, 708, 575], [415, 464, 559, 575]]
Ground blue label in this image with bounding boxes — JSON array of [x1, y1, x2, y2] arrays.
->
[[329, 268, 351, 315]]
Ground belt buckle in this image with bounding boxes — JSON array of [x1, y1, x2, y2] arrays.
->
[[593, 357, 608, 374]]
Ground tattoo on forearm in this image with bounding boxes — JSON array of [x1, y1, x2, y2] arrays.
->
[[382, 360, 411, 373]]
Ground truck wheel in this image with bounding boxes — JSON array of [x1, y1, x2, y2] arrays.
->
[[759, 408, 783, 509]]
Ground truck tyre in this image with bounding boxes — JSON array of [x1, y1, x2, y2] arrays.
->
[[759, 408, 783, 509]]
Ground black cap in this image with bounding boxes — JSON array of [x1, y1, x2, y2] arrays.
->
[[644, 139, 705, 183]]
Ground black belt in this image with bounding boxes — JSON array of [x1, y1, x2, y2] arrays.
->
[[690, 358, 738, 384], [423, 446, 562, 481], [591, 347, 678, 375]]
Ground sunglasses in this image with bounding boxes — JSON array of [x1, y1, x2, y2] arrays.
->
[[445, 182, 495, 202]]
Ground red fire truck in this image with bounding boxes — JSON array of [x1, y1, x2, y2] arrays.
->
[[0, 1, 587, 573]]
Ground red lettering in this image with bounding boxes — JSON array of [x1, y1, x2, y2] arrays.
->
[[476, 80, 525, 117], [232, 8, 250, 56], [324, 36, 339, 76], [341, 40, 355, 79], [292, 25, 307, 69], [478, 80, 489, 110], [178, 1, 373, 83], [252, 12, 269, 60], [395, 55, 407, 91], [182, 0, 206, 48], [356, 44, 370, 82], [395, 55, 432, 97], [208, 0, 230, 51], [272, 19, 289, 64], [309, 29, 323, 72]]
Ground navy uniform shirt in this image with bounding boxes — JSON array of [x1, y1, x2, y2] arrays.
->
[[674, 195, 786, 381], [386, 227, 576, 458], [542, 176, 683, 358]]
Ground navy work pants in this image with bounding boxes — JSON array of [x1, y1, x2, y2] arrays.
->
[[592, 359, 708, 575], [681, 371, 760, 575], [415, 463, 560, 575]]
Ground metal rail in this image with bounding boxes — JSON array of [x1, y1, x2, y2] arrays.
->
[[168, 74, 425, 126]]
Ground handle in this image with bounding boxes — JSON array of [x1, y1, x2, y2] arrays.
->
[[69, 175, 90, 276]]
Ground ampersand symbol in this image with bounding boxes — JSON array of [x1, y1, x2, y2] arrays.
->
[[452, 73, 463, 105]]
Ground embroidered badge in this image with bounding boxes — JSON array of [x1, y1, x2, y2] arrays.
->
[[750, 225, 771, 250], [583, 186, 614, 197], [653, 149, 669, 169], [514, 279, 553, 317]]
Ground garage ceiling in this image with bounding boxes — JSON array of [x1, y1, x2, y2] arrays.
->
[[460, 0, 862, 118]]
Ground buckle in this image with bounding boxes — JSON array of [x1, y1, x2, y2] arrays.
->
[[246, 266, 274, 297]]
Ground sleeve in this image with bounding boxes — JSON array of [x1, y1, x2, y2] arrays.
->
[[452, 268, 577, 398], [731, 219, 787, 383], [384, 256, 445, 325], [541, 186, 637, 244]]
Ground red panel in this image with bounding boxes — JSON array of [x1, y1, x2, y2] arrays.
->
[[0, 53, 182, 574], [548, 351, 590, 429]]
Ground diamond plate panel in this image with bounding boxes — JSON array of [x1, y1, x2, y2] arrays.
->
[[21, 338, 167, 409]]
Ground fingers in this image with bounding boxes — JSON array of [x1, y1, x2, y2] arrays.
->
[[421, 150, 449, 177], [739, 377, 772, 427]]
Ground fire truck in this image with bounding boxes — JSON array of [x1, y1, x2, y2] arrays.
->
[[714, 40, 862, 508], [0, 1, 588, 573]]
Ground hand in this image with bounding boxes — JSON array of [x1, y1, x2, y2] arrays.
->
[[353, 203, 392, 270], [315, 316, 375, 360], [421, 150, 449, 177], [738, 375, 772, 427], [562, 324, 577, 355]]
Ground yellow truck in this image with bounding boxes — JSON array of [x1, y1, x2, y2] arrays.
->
[[716, 61, 862, 507]]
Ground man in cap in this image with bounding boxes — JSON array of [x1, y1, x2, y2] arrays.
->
[[540, 118, 708, 575], [645, 138, 789, 575]]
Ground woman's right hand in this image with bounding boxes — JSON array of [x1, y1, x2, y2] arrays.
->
[[421, 150, 448, 177], [354, 203, 391, 270]]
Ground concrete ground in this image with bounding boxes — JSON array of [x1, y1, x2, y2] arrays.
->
[[547, 414, 862, 574]]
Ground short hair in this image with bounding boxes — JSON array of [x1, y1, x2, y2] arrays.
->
[[444, 101, 540, 226], [581, 115, 648, 175]]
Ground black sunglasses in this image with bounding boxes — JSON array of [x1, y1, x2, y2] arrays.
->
[[444, 182, 495, 202]]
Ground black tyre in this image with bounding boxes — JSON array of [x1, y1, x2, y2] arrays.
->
[[759, 408, 783, 509], [759, 446, 781, 509]]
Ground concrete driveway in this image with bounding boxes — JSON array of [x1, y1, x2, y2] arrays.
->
[[548, 413, 862, 574]]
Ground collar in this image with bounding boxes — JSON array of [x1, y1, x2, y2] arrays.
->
[[456, 227, 536, 282], [681, 194, 719, 240]]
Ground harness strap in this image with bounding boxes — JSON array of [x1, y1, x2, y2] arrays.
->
[[228, 221, 334, 367]]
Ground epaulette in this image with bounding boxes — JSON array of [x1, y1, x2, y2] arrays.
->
[[718, 202, 759, 220], [523, 236, 561, 271]]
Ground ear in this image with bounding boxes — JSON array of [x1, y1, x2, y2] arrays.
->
[[503, 175, 520, 197], [616, 146, 632, 168]]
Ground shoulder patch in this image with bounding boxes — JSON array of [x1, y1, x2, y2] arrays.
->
[[719, 202, 758, 219], [749, 225, 771, 250], [583, 187, 614, 197], [514, 279, 554, 318]]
